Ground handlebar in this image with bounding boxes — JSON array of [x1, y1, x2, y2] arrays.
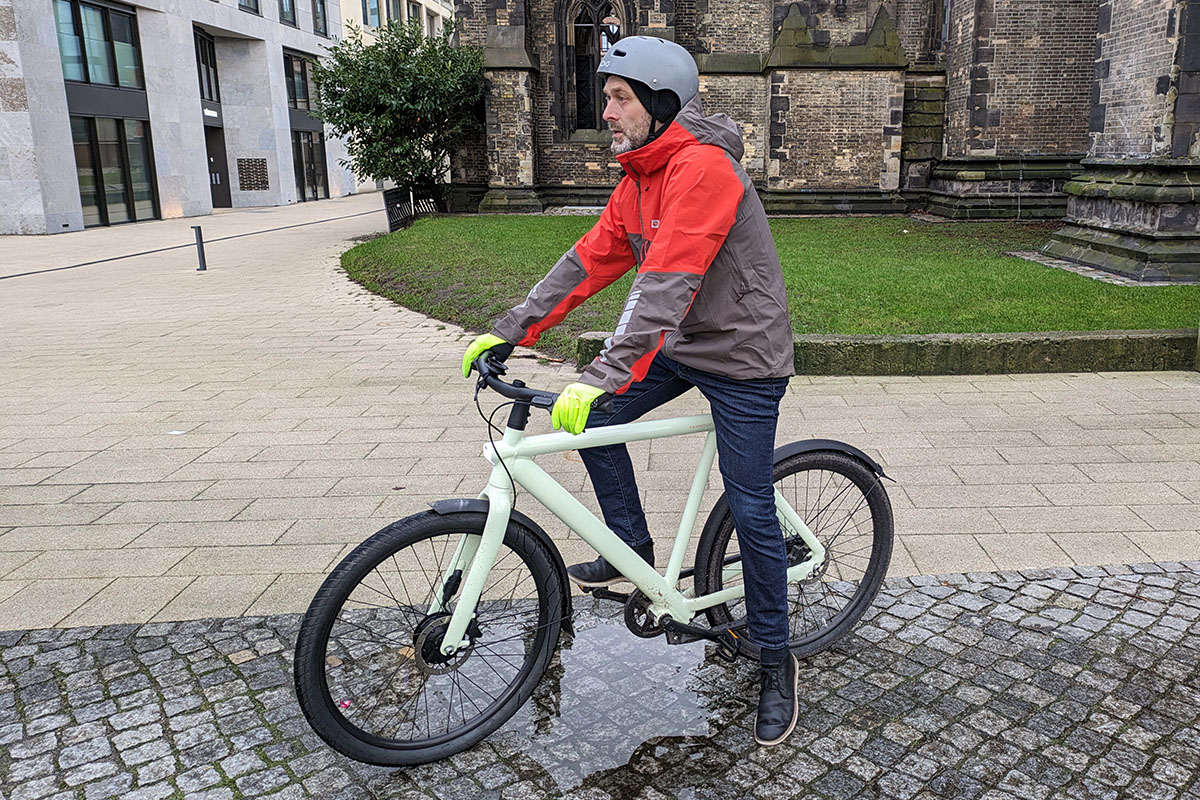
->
[[472, 355, 613, 414], [474, 354, 558, 409]]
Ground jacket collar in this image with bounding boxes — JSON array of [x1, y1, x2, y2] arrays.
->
[[615, 121, 696, 179]]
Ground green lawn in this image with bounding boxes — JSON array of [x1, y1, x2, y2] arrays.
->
[[342, 215, 1200, 359]]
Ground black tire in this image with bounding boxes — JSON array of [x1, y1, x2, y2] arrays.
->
[[293, 510, 565, 766], [694, 450, 893, 659]]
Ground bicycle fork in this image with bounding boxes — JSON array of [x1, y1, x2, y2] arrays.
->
[[435, 470, 514, 656]]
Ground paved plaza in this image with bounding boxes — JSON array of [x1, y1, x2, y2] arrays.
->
[[1, 566, 1197, 799], [0, 195, 1198, 797]]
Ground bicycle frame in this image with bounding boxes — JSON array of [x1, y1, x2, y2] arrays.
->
[[437, 413, 827, 656]]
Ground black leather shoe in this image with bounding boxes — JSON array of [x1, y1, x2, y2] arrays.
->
[[567, 540, 655, 587], [755, 653, 799, 746]]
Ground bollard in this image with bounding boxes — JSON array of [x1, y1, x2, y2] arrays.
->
[[192, 225, 208, 272]]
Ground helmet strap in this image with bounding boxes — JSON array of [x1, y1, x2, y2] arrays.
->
[[627, 78, 681, 145]]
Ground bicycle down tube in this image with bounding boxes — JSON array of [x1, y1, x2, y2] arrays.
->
[[437, 413, 826, 656]]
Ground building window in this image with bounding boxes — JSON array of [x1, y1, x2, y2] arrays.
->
[[239, 0, 260, 14], [313, 0, 328, 35], [929, 0, 950, 55], [53, 0, 86, 81], [195, 28, 220, 103], [387, 0, 401, 25], [407, 1, 419, 24], [362, 0, 380, 27], [54, 0, 144, 89], [562, 0, 627, 132], [426, 11, 437, 36], [70, 115, 158, 227], [284, 52, 316, 111], [109, 12, 141, 87], [280, 0, 297, 26]]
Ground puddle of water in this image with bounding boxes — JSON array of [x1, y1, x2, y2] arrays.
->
[[455, 600, 763, 795]]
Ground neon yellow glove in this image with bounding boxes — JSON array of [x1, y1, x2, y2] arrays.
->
[[551, 383, 608, 435], [461, 333, 512, 378]]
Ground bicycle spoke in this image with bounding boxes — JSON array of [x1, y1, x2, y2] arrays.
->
[[707, 458, 889, 653], [310, 522, 562, 752]]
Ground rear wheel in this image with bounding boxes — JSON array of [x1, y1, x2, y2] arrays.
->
[[293, 511, 565, 766], [694, 450, 893, 658]]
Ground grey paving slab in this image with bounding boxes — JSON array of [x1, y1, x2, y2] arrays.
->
[[2, 195, 1199, 629], [0, 566, 1197, 799]]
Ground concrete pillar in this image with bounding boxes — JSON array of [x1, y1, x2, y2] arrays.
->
[[219, 38, 296, 207], [139, 9, 211, 219], [1, 0, 79, 234]]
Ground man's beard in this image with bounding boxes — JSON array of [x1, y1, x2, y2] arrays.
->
[[611, 113, 652, 154]]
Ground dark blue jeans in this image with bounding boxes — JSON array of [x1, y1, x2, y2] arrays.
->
[[578, 352, 791, 653]]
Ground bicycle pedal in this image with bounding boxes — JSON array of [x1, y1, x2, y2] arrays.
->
[[590, 587, 632, 603], [715, 630, 742, 663], [664, 628, 702, 646]]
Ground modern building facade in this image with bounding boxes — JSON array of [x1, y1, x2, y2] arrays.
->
[[0, 0, 356, 234], [341, 0, 453, 40]]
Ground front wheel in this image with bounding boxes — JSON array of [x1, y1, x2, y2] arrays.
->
[[293, 510, 565, 766], [694, 450, 893, 659]]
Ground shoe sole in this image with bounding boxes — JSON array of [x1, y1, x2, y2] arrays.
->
[[754, 654, 799, 747]]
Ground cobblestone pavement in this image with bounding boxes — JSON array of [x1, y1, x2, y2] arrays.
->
[[2, 563, 1197, 800]]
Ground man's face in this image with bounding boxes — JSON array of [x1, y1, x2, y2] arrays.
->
[[603, 76, 652, 155]]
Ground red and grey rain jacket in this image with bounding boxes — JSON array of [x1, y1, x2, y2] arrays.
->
[[491, 97, 795, 395]]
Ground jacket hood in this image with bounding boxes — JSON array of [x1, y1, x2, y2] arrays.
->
[[675, 96, 745, 160], [616, 96, 745, 176]]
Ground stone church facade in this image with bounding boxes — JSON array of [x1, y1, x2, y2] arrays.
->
[[450, 0, 1200, 281]]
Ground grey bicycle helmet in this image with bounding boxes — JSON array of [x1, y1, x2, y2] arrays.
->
[[598, 36, 699, 123]]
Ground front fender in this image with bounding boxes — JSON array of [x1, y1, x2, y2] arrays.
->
[[429, 498, 574, 636]]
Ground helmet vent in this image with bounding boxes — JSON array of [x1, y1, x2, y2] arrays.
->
[[612, 48, 626, 56]]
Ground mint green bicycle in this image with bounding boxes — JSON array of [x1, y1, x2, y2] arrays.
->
[[293, 356, 894, 766]]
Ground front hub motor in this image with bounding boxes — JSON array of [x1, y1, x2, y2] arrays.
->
[[412, 614, 477, 675]]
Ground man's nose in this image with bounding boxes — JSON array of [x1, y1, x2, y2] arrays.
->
[[602, 98, 619, 122]]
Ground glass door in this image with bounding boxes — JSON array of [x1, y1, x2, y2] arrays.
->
[[292, 130, 329, 202], [69, 115, 159, 226], [70, 117, 102, 226]]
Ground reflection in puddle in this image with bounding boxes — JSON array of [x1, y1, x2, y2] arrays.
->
[[486, 599, 756, 796], [365, 597, 760, 797]]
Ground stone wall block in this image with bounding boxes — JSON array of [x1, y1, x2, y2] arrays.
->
[[1090, 0, 1180, 158]]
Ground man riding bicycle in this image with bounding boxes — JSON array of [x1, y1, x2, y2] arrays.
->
[[461, 36, 799, 746]]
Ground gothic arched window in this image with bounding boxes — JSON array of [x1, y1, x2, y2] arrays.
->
[[561, 0, 629, 133]]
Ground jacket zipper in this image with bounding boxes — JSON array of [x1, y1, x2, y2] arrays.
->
[[626, 160, 647, 267], [635, 176, 646, 253]]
